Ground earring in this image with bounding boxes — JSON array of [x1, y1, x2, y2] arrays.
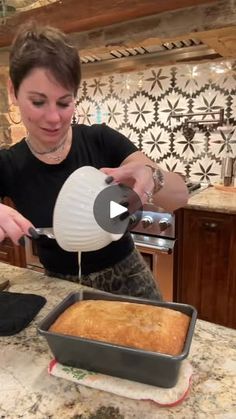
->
[[8, 103, 22, 125]]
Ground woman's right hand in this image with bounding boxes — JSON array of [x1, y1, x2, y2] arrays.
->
[[0, 203, 36, 245]]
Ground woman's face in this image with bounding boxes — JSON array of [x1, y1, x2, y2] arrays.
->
[[10, 68, 75, 145]]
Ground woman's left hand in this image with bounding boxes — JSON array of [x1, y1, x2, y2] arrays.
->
[[101, 161, 154, 204], [101, 150, 188, 212]]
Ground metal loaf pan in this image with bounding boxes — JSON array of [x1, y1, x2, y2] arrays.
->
[[38, 290, 197, 388]]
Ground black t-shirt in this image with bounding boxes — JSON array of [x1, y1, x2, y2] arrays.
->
[[0, 124, 138, 275]]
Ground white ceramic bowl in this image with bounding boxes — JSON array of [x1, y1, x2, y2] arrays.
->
[[53, 166, 123, 252]]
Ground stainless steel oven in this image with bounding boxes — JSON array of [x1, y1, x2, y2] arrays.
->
[[132, 234, 175, 301], [131, 208, 176, 301], [130, 181, 209, 301]]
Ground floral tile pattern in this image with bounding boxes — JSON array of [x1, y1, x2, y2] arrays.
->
[[157, 92, 189, 126], [75, 59, 236, 183], [174, 65, 209, 96], [87, 76, 111, 98], [126, 92, 156, 131], [159, 155, 186, 174], [192, 87, 227, 120], [208, 127, 236, 157], [142, 68, 173, 94], [189, 157, 222, 182], [101, 95, 125, 129], [73, 98, 97, 125], [141, 126, 171, 161], [173, 130, 206, 161]]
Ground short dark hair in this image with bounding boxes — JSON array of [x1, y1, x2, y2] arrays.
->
[[9, 22, 81, 97]]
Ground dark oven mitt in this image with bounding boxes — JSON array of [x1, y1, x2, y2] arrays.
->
[[0, 291, 46, 336]]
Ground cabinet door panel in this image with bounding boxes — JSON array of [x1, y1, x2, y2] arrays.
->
[[0, 198, 26, 267], [178, 209, 233, 326], [0, 243, 16, 265]]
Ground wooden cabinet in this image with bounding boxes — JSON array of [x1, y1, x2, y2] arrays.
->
[[0, 198, 26, 268], [0, 237, 26, 267], [175, 208, 236, 328]]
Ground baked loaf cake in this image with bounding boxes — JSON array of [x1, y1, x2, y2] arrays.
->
[[49, 300, 190, 356]]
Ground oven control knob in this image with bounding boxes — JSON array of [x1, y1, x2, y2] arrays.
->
[[141, 215, 154, 228], [159, 218, 171, 232]]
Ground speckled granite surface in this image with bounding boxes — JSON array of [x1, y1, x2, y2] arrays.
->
[[0, 262, 236, 419], [187, 185, 236, 214]]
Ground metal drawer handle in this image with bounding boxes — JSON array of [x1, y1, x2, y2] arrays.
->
[[134, 241, 172, 253], [202, 221, 218, 230]]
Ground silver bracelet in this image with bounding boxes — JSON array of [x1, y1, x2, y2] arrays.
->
[[145, 165, 165, 194]]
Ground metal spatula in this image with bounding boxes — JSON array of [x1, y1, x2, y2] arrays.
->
[[35, 228, 55, 239]]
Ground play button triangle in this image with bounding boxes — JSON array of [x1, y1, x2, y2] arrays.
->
[[93, 184, 143, 234], [110, 201, 128, 219]]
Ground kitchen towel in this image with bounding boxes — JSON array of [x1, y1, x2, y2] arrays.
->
[[0, 291, 46, 336], [48, 359, 193, 406]]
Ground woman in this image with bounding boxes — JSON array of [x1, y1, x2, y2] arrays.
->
[[0, 23, 188, 299]]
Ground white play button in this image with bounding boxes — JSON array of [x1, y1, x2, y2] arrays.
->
[[110, 201, 128, 219], [93, 184, 143, 234]]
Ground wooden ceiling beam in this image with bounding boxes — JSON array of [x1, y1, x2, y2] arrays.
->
[[0, 0, 219, 48], [67, 0, 236, 53], [199, 27, 236, 57], [76, 27, 236, 60]]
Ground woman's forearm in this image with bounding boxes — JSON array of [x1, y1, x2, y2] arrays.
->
[[122, 151, 189, 211], [151, 169, 188, 212]]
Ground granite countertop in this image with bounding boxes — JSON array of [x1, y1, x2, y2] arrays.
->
[[187, 185, 236, 214], [0, 263, 236, 418]]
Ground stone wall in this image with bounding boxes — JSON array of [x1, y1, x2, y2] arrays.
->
[[0, 67, 11, 148], [0, 66, 26, 149]]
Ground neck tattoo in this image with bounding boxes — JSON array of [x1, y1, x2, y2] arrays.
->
[[26, 134, 68, 162]]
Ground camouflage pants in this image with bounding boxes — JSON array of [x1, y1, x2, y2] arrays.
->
[[46, 248, 163, 301]]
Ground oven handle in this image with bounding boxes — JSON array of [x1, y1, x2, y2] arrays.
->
[[134, 242, 173, 254], [131, 234, 175, 254]]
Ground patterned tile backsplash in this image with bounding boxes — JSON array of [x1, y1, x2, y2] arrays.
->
[[73, 60, 236, 183]]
